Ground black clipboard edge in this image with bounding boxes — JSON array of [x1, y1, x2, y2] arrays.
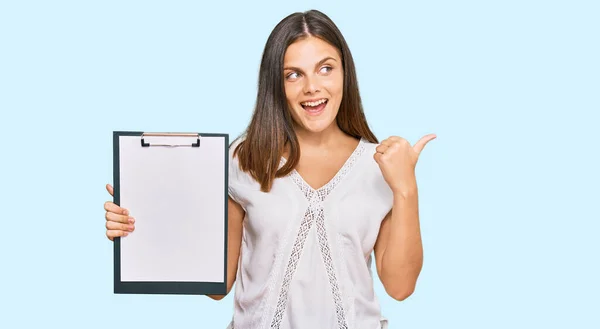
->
[[112, 131, 229, 295]]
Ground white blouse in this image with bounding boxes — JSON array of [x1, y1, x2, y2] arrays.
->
[[226, 137, 394, 329]]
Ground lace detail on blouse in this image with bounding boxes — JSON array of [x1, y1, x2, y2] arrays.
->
[[269, 203, 315, 328], [269, 139, 366, 329]]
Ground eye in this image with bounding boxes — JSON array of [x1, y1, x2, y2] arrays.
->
[[320, 66, 333, 74], [286, 72, 300, 80]]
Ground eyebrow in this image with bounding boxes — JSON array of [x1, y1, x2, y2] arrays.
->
[[284, 56, 337, 72]]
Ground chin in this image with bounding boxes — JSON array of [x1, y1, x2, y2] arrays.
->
[[303, 125, 329, 133], [293, 104, 339, 132], [298, 117, 337, 133]]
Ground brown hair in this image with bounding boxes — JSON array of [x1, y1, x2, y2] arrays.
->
[[234, 9, 378, 192]]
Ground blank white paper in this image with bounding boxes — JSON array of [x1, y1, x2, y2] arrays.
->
[[118, 134, 226, 283]]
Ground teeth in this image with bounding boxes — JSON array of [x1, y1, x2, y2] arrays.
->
[[301, 99, 327, 107]]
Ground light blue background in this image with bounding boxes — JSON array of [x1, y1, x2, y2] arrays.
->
[[1, 0, 598, 328]]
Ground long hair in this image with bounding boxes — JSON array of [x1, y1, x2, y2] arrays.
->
[[234, 9, 378, 192]]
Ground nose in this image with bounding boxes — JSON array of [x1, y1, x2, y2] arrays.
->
[[303, 74, 320, 94]]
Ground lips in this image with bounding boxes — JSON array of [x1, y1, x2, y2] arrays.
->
[[301, 98, 328, 107], [300, 98, 328, 115]]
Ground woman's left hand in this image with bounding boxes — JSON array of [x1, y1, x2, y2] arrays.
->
[[374, 134, 437, 195]]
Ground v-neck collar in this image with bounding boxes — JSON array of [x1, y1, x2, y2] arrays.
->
[[281, 138, 366, 197]]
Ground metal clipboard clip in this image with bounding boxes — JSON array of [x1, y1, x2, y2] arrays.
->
[[140, 132, 201, 148]]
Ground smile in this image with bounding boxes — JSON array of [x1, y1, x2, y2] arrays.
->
[[301, 98, 328, 107], [300, 98, 328, 115]]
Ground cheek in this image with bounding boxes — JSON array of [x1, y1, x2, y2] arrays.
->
[[285, 86, 304, 108], [325, 74, 344, 97]]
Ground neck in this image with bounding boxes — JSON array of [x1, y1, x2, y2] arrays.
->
[[293, 123, 347, 149]]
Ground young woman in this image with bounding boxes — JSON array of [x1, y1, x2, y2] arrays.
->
[[104, 9, 435, 329]]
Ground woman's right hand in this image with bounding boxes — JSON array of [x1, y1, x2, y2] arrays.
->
[[104, 184, 135, 241]]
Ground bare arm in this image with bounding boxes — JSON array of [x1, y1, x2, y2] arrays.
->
[[373, 191, 423, 301], [206, 196, 245, 300], [372, 134, 433, 301]]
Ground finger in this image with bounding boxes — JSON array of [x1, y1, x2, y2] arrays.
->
[[106, 230, 129, 241], [373, 152, 382, 164], [413, 134, 437, 154], [105, 210, 134, 224], [106, 220, 135, 232], [106, 184, 114, 197], [380, 138, 393, 146], [375, 144, 389, 154], [104, 201, 129, 216], [384, 136, 410, 150], [390, 136, 412, 147]]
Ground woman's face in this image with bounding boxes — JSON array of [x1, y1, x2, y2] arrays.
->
[[283, 36, 344, 134]]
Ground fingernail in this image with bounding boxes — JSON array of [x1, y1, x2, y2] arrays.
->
[[124, 232, 129, 237], [129, 217, 135, 223], [123, 209, 129, 215]]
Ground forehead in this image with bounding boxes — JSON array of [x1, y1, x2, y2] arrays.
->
[[283, 36, 341, 66]]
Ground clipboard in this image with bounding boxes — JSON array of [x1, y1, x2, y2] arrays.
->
[[112, 131, 228, 295]]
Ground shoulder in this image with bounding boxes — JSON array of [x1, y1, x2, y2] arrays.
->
[[356, 139, 380, 172], [228, 135, 254, 184], [228, 135, 244, 165], [228, 136, 242, 175], [356, 139, 394, 199], [349, 139, 380, 181], [359, 139, 378, 154], [227, 136, 259, 206]]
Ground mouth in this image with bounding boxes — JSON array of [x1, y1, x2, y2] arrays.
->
[[300, 98, 328, 115]]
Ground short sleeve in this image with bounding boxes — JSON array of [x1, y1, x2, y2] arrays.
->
[[364, 142, 394, 216], [228, 138, 250, 211]]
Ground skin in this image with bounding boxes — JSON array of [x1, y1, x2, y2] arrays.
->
[[104, 35, 436, 302], [372, 134, 436, 300], [281, 36, 359, 189], [283, 36, 343, 139]]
